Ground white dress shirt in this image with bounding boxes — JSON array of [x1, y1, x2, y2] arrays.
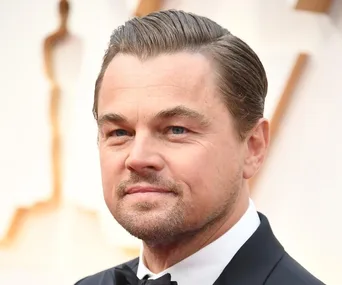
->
[[137, 199, 260, 285]]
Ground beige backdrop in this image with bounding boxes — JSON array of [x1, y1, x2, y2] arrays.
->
[[0, 0, 341, 284]]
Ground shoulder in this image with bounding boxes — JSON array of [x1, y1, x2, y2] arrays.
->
[[266, 252, 325, 285], [74, 258, 139, 285]]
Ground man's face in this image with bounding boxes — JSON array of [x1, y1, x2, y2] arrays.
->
[[97, 52, 247, 245]]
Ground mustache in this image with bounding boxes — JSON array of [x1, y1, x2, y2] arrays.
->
[[116, 171, 182, 197]]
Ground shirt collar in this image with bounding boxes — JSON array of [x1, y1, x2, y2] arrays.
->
[[137, 199, 260, 285]]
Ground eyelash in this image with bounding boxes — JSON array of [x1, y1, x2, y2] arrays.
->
[[106, 126, 189, 138], [106, 129, 132, 138], [164, 126, 189, 135]]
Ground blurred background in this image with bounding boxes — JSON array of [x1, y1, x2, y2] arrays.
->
[[0, 0, 341, 284]]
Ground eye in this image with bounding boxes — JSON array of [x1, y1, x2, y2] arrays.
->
[[108, 129, 130, 137], [167, 126, 188, 135]]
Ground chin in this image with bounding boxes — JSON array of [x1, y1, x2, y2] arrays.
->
[[114, 207, 186, 245]]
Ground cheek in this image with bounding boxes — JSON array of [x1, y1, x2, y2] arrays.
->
[[169, 145, 222, 204], [170, 141, 241, 209], [99, 148, 125, 194]]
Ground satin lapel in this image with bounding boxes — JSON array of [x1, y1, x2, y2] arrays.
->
[[130, 258, 139, 274], [213, 213, 285, 285], [119, 257, 139, 273]]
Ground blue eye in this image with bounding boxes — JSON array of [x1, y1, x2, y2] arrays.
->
[[111, 129, 129, 137], [170, 126, 187, 134]]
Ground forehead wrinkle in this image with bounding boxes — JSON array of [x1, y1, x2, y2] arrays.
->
[[102, 84, 195, 95], [101, 53, 214, 93], [98, 53, 219, 125]]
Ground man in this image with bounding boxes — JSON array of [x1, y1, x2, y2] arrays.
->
[[75, 9, 324, 285]]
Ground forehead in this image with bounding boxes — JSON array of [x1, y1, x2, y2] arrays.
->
[[98, 52, 224, 116]]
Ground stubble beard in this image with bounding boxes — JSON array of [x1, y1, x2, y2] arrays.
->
[[111, 171, 188, 246], [110, 170, 241, 247], [115, 198, 188, 247]]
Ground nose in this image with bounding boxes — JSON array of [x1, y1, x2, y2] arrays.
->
[[125, 133, 165, 174]]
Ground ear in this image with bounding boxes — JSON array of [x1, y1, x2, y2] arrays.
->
[[243, 118, 270, 180]]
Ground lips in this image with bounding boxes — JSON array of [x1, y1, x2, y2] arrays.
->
[[125, 185, 170, 195]]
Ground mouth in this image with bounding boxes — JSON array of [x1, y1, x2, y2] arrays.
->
[[125, 185, 171, 195]]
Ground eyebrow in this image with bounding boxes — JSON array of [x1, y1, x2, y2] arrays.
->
[[97, 113, 128, 128], [155, 105, 211, 127], [97, 105, 211, 127]]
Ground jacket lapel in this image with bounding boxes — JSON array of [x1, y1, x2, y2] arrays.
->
[[213, 213, 285, 285], [121, 257, 139, 273]]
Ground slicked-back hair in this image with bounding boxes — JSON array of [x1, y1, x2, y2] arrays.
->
[[93, 10, 268, 140]]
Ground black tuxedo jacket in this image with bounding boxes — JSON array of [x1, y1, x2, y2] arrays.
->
[[75, 213, 325, 285]]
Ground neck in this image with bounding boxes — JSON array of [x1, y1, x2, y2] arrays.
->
[[141, 188, 250, 273]]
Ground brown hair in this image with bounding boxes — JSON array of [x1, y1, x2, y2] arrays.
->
[[93, 10, 268, 139]]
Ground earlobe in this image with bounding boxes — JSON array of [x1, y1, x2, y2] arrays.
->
[[243, 119, 270, 179]]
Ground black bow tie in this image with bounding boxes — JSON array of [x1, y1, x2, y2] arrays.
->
[[114, 265, 177, 285]]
